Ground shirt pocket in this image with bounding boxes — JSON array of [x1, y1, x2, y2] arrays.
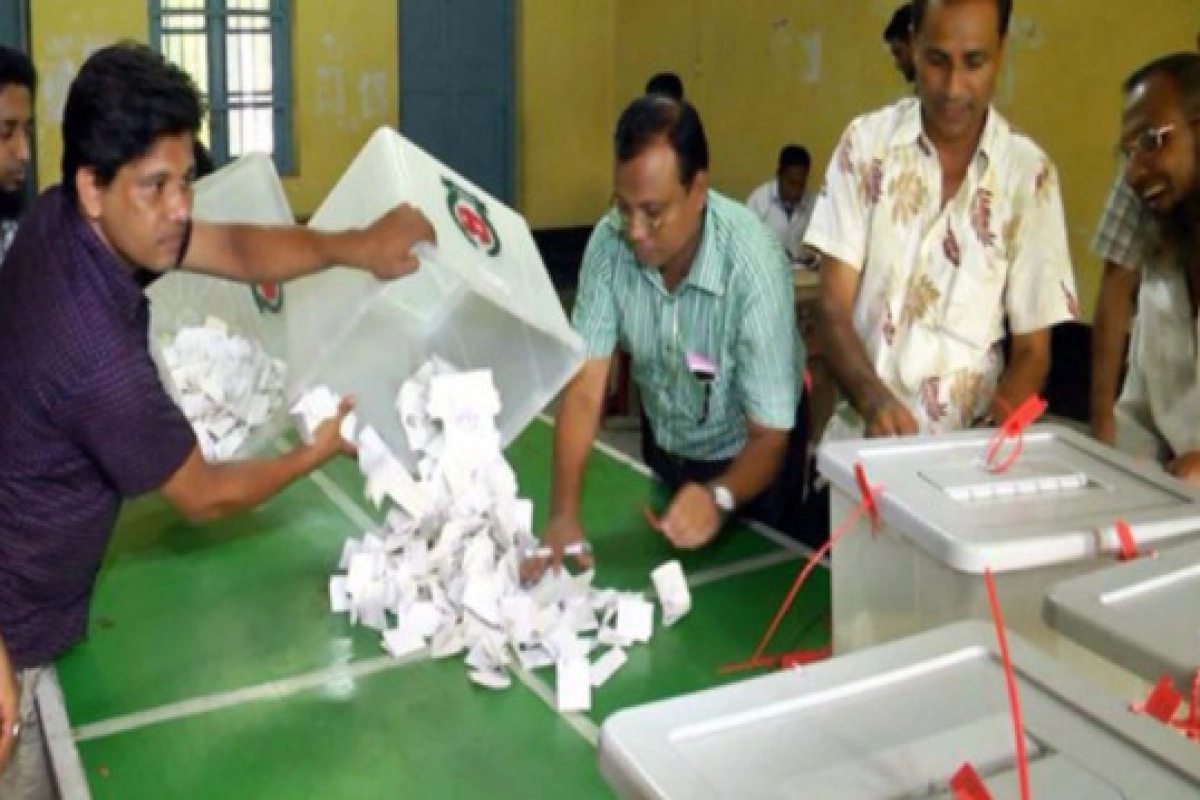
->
[[938, 247, 1007, 351]]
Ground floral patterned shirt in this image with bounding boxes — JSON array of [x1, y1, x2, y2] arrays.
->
[[805, 98, 1077, 438]]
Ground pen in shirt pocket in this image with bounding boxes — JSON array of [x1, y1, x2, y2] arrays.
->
[[686, 351, 717, 424]]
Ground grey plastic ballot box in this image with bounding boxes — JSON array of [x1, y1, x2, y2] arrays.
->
[[816, 424, 1200, 693], [1046, 537, 1200, 690], [597, 622, 1200, 799]]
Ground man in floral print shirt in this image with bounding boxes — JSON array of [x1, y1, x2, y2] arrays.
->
[[806, 0, 1077, 440]]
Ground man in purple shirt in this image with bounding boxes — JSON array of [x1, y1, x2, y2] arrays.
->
[[0, 42, 435, 797]]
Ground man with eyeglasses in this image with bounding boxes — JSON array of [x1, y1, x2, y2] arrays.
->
[[535, 94, 808, 573], [1108, 53, 1200, 484], [1090, 40, 1200, 448], [806, 0, 1076, 442]]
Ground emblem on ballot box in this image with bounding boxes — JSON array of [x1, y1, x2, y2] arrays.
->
[[252, 281, 284, 313], [442, 176, 501, 257]]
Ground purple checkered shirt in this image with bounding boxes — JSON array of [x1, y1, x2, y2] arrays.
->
[[0, 187, 195, 668]]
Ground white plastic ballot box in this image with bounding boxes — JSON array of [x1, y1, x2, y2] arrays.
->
[[816, 424, 1200, 693], [598, 621, 1200, 799], [147, 154, 294, 457], [1046, 536, 1200, 692], [283, 127, 584, 468]]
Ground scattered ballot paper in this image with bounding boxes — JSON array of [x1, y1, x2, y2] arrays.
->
[[651, 560, 692, 627], [556, 656, 591, 713], [162, 316, 285, 461], [324, 357, 687, 713], [616, 595, 655, 644], [291, 384, 359, 447], [589, 647, 628, 688]]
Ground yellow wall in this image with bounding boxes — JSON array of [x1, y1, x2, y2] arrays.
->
[[517, 0, 617, 228], [30, 1, 399, 218], [609, 0, 1199, 319], [27, 0, 1200, 313], [287, 1, 398, 215], [30, 2, 147, 193]]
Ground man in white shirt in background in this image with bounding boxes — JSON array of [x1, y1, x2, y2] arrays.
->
[[746, 144, 817, 264]]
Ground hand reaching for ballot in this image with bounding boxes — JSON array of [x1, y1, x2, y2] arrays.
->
[[356, 204, 437, 280], [520, 515, 594, 583]]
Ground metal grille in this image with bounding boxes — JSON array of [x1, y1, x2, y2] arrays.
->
[[152, 0, 292, 172]]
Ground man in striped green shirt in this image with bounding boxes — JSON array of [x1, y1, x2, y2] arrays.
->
[[541, 95, 808, 569]]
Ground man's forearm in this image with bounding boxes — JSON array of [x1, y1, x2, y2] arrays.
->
[[184, 445, 327, 523], [1091, 264, 1138, 428], [549, 392, 603, 521], [991, 340, 1049, 420], [716, 426, 789, 505], [231, 225, 357, 283], [823, 316, 892, 415]]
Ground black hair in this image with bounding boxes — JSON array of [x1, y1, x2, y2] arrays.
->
[[644, 72, 685, 101], [778, 145, 811, 171], [912, 0, 1013, 38], [1123, 52, 1200, 119], [883, 4, 913, 43], [61, 41, 203, 203], [614, 95, 708, 186], [0, 46, 35, 94], [193, 138, 215, 179]]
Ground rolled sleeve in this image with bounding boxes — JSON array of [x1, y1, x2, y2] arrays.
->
[[1005, 160, 1077, 334], [804, 121, 869, 270], [734, 247, 801, 430], [56, 346, 196, 498], [571, 222, 621, 358]]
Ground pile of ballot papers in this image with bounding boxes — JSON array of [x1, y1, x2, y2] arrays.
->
[[161, 316, 286, 461], [310, 358, 692, 713]]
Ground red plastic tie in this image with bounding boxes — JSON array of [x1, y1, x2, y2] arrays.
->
[[720, 481, 882, 674], [1114, 519, 1140, 561], [949, 763, 994, 800], [642, 507, 666, 533], [1179, 669, 1200, 740], [854, 462, 880, 535], [984, 395, 1047, 474], [778, 645, 833, 669], [984, 568, 1031, 800], [1131, 675, 1184, 723]]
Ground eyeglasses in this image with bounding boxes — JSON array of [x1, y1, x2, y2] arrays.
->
[[608, 200, 676, 236], [1118, 124, 1176, 160]]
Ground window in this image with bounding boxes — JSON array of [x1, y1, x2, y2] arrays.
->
[[149, 0, 294, 173]]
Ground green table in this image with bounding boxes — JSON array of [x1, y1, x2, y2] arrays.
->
[[43, 421, 829, 799]]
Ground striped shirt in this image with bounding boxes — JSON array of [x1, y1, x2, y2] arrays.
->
[[1092, 172, 1153, 271], [572, 189, 802, 461], [0, 187, 196, 668]]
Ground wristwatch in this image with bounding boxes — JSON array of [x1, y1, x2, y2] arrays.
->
[[709, 483, 736, 515]]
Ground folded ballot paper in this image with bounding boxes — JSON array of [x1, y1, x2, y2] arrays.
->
[[161, 316, 286, 461], [309, 358, 691, 713]]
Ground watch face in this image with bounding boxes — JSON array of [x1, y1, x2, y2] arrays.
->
[[712, 485, 735, 512]]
